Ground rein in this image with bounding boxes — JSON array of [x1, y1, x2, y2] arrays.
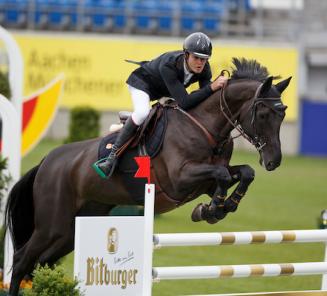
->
[[172, 105, 218, 149]]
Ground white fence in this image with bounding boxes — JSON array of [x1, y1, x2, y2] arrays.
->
[[152, 226, 327, 291], [74, 184, 327, 295]]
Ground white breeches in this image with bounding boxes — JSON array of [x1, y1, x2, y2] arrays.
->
[[128, 84, 151, 126]]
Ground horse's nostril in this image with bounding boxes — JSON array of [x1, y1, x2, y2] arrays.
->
[[267, 161, 275, 169]]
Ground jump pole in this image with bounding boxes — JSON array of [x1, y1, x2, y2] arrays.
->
[[144, 185, 327, 294]]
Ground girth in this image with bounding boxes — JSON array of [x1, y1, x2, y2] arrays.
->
[[150, 163, 193, 213]]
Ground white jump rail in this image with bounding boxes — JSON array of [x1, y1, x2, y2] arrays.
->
[[153, 230, 327, 248], [153, 262, 327, 281], [152, 229, 327, 289]]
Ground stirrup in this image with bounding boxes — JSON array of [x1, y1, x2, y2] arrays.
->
[[92, 158, 117, 179]]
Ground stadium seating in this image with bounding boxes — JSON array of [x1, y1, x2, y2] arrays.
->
[[0, 0, 250, 35], [0, 0, 28, 28]]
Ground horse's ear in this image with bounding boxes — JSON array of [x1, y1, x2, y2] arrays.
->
[[259, 76, 273, 96], [275, 76, 292, 94]]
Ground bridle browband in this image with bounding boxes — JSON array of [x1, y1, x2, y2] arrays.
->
[[219, 80, 284, 152]]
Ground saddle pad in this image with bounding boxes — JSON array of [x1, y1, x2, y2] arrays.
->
[[143, 107, 167, 158], [98, 132, 118, 160], [98, 108, 167, 160]]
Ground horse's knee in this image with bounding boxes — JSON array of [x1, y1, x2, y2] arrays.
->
[[239, 165, 255, 183], [214, 167, 232, 184]]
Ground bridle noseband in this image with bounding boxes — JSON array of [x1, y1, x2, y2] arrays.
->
[[219, 81, 284, 152]]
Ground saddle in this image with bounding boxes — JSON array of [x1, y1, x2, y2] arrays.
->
[[97, 100, 171, 161]]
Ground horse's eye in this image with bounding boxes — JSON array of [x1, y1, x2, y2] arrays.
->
[[257, 111, 268, 121]]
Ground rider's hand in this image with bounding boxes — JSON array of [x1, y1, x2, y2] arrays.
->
[[210, 76, 228, 92]]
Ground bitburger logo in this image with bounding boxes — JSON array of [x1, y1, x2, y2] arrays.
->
[[107, 227, 118, 254]]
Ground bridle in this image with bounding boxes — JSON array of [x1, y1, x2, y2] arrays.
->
[[165, 73, 285, 155], [219, 74, 284, 152]]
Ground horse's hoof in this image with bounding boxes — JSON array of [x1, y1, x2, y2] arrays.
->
[[191, 203, 205, 222], [205, 216, 219, 224], [191, 204, 219, 224]]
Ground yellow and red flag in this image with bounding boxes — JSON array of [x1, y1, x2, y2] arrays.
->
[[22, 75, 64, 156]]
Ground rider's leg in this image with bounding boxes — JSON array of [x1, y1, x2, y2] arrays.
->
[[96, 85, 150, 178], [129, 85, 151, 125]]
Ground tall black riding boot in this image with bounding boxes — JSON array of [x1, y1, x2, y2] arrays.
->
[[95, 117, 138, 178]]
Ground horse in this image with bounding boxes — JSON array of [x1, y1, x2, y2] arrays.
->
[[4, 58, 291, 295]]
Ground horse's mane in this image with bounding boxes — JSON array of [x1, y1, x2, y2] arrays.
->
[[231, 57, 269, 82]]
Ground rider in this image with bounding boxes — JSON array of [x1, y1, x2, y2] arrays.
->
[[95, 32, 228, 178]]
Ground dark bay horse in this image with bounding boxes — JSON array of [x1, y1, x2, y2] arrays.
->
[[5, 58, 291, 295]]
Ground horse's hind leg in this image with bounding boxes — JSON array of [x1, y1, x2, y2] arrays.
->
[[9, 231, 53, 296], [38, 225, 75, 267], [38, 204, 116, 266]]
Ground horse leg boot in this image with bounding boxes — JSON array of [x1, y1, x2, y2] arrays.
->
[[96, 117, 138, 178], [224, 165, 255, 213], [193, 166, 232, 224]]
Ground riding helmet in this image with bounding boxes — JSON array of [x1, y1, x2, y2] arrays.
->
[[183, 32, 212, 58]]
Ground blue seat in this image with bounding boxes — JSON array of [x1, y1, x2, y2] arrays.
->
[[47, 0, 77, 29], [34, 0, 52, 28], [132, 1, 156, 31], [84, 0, 111, 29], [2, 0, 28, 27], [227, 0, 251, 12], [157, 1, 173, 32], [180, 1, 202, 32], [64, 0, 78, 27], [201, 2, 225, 33], [84, 0, 126, 31], [110, 0, 127, 29]]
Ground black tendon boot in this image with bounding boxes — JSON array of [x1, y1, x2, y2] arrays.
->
[[94, 117, 138, 178]]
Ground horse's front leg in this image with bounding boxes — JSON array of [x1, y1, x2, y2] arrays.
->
[[175, 163, 232, 224], [223, 165, 255, 213], [200, 185, 230, 224]]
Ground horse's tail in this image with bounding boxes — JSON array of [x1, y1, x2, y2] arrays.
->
[[5, 165, 40, 251]]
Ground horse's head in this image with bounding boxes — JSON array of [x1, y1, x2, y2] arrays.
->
[[238, 76, 291, 171]]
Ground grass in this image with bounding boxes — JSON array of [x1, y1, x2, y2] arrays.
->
[[21, 139, 327, 296]]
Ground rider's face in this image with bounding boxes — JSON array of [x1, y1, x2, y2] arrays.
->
[[186, 53, 208, 74]]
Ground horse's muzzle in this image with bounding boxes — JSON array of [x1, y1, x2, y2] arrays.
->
[[266, 160, 280, 171], [259, 153, 281, 171]]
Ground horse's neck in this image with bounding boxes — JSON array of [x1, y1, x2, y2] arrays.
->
[[190, 80, 258, 138]]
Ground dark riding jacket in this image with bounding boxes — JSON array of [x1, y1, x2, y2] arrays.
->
[[126, 50, 214, 110]]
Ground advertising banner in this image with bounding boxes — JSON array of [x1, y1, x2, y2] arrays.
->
[[74, 217, 146, 295], [15, 33, 298, 120], [74, 184, 155, 296]]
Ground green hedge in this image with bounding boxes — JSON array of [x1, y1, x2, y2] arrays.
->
[[22, 265, 83, 296], [0, 156, 11, 268], [0, 156, 11, 203], [65, 106, 100, 143], [0, 291, 23, 296], [0, 70, 11, 99]]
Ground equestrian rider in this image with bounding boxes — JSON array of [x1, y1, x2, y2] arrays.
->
[[95, 32, 228, 178]]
